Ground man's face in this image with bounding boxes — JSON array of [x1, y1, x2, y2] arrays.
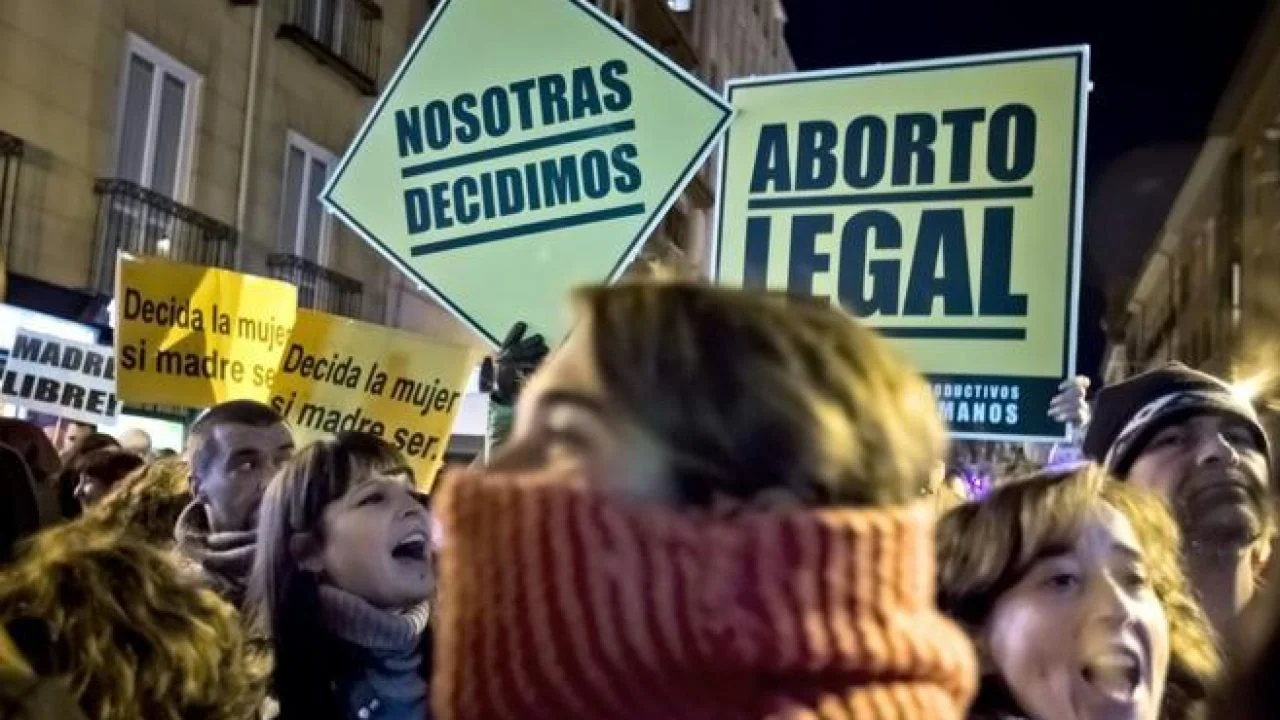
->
[[194, 422, 294, 532], [1126, 412, 1271, 634]]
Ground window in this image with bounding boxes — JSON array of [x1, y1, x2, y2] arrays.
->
[[113, 34, 201, 200], [278, 131, 336, 264], [1231, 261, 1242, 327], [304, 0, 348, 56], [1178, 253, 1191, 309], [1223, 149, 1243, 252]]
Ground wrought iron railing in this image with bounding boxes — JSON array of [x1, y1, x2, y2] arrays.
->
[[267, 252, 364, 318], [91, 178, 238, 294], [1, 131, 23, 268], [279, 0, 382, 95]]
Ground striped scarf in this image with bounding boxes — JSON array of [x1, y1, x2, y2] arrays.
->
[[433, 468, 977, 720], [174, 500, 256, 608]]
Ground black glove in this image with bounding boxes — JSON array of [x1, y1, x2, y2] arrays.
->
[[479, 322, 548, 407]]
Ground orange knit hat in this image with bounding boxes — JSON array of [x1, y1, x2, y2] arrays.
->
[[433, 468, 977, 720]]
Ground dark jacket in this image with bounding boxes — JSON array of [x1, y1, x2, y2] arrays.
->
[[330, 634, 433, 720], [0, 444, 41, 564], [0, 420, 62, 528], [0, 625, 89, 720], [274, 584, 432, 720]]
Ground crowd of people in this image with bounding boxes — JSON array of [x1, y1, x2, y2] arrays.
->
[[0, 280, 1279, 719]]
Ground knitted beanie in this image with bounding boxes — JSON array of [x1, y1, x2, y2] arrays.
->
[[1083, 363, 1270, 476], [433, 467, 977, 720]]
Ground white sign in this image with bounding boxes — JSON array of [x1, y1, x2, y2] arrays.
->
[[0, 328, 120, 425]]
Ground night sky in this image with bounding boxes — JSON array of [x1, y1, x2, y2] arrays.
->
[[778, 0, 1271, 380]]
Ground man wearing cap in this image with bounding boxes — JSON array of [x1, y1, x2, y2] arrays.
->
[[1082, 363, 1273, 637]]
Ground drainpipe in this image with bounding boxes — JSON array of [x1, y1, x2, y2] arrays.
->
[[233, 0, 266, 268]]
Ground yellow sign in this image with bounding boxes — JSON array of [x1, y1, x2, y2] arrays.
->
[[322, 0, 732, 348], [114, 256, 298, 408], [713, 48, 1089, 441], [270, 309, 477, 489]]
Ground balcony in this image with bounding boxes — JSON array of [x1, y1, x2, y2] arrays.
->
[[267, 252, 363, 318], [278, 0, 382, 96], [633, 0, 698, 71], [91, 179, 238, 295], [1, 131, 23, 268]]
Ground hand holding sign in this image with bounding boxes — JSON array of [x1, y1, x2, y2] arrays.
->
[[1048, 376, 1090, 423], [478, 322, 548, 407]]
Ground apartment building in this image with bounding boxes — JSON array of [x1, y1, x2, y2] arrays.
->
[[1102, 1, 1280, 386], [591, 0, 793, 273], [0, 0, 793, 447], [0, 0, 428, 326]]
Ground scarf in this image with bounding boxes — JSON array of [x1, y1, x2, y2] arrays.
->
[[433, 468, 977, 720], [174, 501, 256, 607], [317, 585, 430, 706]]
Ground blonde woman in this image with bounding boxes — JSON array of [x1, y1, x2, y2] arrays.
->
[[0, 523, 268, 720]]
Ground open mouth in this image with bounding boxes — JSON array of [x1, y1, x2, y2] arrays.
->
[[391, 531, 429, 562], [1081, 650, 1141, 701]]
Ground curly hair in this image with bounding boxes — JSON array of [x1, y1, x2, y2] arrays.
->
[[81, 457, 194, 546], [936, 463, 1221, 720], [572, 283, 946, 507], [0, 522, 269, 720]]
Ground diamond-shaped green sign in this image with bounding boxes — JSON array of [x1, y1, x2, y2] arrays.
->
[[322, 0, 732, 347]]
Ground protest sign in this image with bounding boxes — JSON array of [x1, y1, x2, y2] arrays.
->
[[713, 47, 1089, 441], [322, 0, 732, 348], [270, 309, 476, 489], [114, 256, 298, 408], [1, 329, 119, 425]]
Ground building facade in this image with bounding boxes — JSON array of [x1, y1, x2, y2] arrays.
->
[[1102, 1, 1280, 386], [0, 0, 793, 449]]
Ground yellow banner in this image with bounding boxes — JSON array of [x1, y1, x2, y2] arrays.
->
[[114, 256, 298, 408], [270, 309, 477, 490]]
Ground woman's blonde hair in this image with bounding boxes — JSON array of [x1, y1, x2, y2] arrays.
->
[[936, 463, 1220, 720], [572, 283, 945, 507], [0, 522, 268, 720], [81, 457, 193, 546]]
